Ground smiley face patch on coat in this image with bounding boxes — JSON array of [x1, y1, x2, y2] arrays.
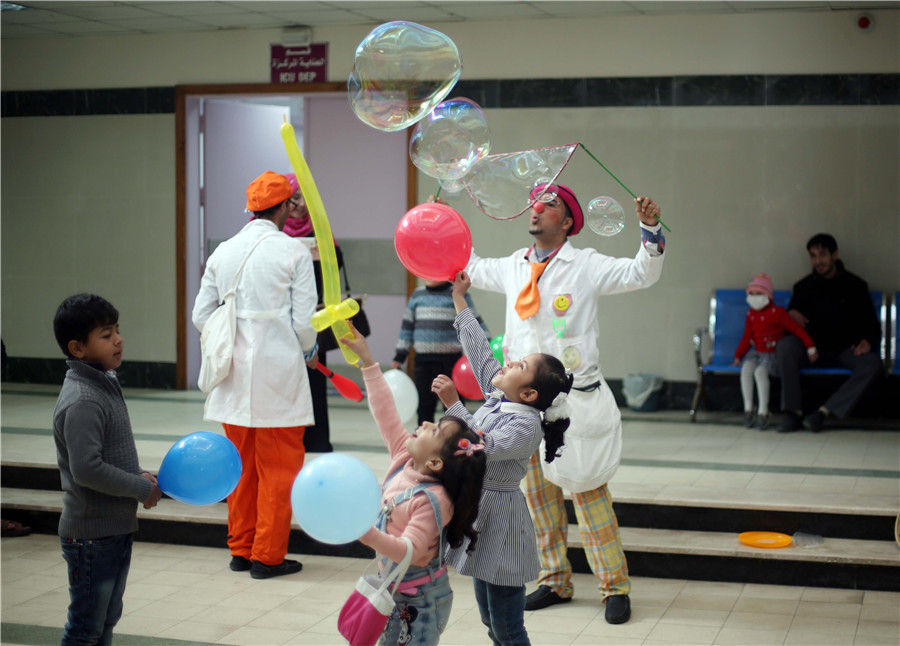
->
[[561, 345, 581, 370], [553, 293, 572, 317]]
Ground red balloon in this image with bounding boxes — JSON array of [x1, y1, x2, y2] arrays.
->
[[452, 355, 483, 401], [395, 203, 472, 281]]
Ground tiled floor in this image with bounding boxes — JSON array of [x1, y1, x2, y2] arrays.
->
[[2, 382, 899, 645], [3, 534, 899, 646]]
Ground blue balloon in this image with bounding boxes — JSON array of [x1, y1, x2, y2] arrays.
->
[[157, 432, 242, 506], [291, 453, 381, 545]]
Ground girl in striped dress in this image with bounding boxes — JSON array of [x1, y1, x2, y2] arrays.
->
[[432, 272, 574, 646]]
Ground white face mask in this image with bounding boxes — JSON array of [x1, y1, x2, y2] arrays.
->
[[747, 294, 769, 310]]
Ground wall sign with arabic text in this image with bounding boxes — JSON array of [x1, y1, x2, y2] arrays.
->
[[271, 44, 328, 84]]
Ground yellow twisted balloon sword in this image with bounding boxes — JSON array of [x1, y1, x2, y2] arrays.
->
[[280, 118, 361, 366]]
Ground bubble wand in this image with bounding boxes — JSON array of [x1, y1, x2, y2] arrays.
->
[[280, 117, 361, 366], [579, 142, 671, 232]]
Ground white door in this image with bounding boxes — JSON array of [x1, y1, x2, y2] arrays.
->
[[203, 100, 292, 257], [185, 99, 296, 388]]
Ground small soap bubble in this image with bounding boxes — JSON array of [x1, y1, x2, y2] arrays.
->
[[410, 98, 490, 180], [587, 196, 625, 236], [438, 177, 466, 194]]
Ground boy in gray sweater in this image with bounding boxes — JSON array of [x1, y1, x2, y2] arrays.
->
[[52, 293, 162, 646]]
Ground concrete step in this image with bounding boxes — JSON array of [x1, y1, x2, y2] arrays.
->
[[5, 487, 897, 591]]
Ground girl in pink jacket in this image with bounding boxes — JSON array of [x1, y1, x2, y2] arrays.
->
[[341, 325, 486, 645]]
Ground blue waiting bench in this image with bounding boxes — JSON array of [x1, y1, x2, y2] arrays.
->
[[689, 289, 887, 421]]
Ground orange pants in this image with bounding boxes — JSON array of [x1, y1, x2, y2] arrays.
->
[[223, 424, 305, 566]]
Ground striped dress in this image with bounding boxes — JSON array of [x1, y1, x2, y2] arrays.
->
[[444, 308, 543, 586]]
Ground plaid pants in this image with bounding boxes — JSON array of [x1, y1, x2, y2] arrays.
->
[[524, 452, 630, 599]]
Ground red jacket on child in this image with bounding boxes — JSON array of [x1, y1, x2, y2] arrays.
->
[[735, 303, 815, 361]]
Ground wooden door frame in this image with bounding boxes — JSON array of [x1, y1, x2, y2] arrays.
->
[[174, 82, 418, 389]]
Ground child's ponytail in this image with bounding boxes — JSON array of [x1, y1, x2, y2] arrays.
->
[[530, 356, 575, 463], [435, 417, 487, 554]]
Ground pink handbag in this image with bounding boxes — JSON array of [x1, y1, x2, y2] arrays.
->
[[338, 538, 413, 646]]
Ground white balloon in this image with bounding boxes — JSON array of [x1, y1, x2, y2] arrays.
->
[[381, 369, 419, 423]]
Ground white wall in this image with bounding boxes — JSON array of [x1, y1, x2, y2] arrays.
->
[[2, 9, 898, 383], [2, 11, 898, 88], [1, 114, 177, 360]]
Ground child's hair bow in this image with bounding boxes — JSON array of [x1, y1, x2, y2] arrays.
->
[[454, 438, 485, 457]]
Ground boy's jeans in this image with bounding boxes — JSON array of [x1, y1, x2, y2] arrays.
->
[[60, 533, 133, 646], [473, 578, 529, 646]]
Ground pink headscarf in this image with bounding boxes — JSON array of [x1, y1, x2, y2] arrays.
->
[[276, 173, 339, 248]]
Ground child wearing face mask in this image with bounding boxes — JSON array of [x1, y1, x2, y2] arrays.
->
[[732, 273, 817, 429]]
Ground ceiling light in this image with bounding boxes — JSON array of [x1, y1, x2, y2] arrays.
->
[[281, 26, 312, 47]]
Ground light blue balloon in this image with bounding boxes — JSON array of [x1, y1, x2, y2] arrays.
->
[[291, 453, 382, 545], [157, 432, 242, 506]]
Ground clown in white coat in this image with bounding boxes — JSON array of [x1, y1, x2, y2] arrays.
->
[[192, 171, 319, 580], [465, 183, 665, 625]]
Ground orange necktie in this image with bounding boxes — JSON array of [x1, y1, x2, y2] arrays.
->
[[515, 259, 550, 320]]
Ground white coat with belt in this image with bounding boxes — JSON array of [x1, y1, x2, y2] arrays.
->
[[466, 236, 664, 491], [192, 219, 319, 428]]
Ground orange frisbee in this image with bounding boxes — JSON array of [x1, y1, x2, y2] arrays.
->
[[739, 531, 792, 548]]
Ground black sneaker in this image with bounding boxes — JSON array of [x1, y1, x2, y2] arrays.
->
[[803, 409, 827, 432], [524, 585, 572, 611], [229, 555, 252, 572], [250, 559, 303, 579], [754, 414, 769, 431], [743, 412, 755, 428], [605, 594, 631, 624], [778, 412, 803, 433]]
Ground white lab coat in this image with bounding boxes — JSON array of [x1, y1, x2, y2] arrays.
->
[[467, 237, 664, 491], [192, 219, 318, 428]]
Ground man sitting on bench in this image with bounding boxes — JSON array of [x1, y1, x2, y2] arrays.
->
[[777, 233, 882, 432]]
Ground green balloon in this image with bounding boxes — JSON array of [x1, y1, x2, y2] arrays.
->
[[489, 335, 505, 364]]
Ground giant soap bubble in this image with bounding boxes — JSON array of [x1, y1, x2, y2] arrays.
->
[[586, 196, 626, 236], [291, 453, 381, 544], [410, 97, 490, 180], [462, 143, 579, 220], [349, 21, 462, 132]]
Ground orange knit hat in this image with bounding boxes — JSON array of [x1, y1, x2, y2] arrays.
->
[[246, 171, 293, 212]]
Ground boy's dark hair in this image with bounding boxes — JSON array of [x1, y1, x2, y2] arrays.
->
[[529, 354, 574, 463], [807, 233, 837, 254], [251, 199, 289, 220], [434, 415, 487, 555], [53, 294, 119, 357]]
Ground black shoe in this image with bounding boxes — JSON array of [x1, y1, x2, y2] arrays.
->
[[229, 555, 252, 572], [303, 443, 333, 453], [803, 409, 827, 432], [250, 559, 302, 579], [778, 412, 803, 433], [754, 414, 769, 431], [524, 585, 572, 611], [743, 412, 755, 428], [605, 594, 631, 624]]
